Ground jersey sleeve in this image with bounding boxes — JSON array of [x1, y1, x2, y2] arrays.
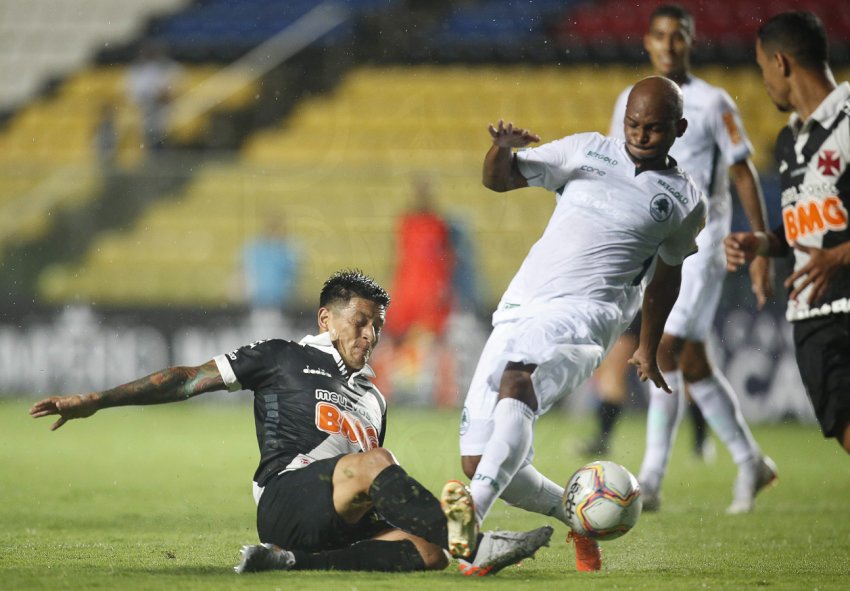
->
[[515, 133, 589, 191], [213, 339, 283, 392], [658, 197, 708, 266], [712, 90, 754, 165], [608, 88, 630, 139]]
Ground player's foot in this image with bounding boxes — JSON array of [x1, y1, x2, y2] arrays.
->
[[440, 480, 479, 559], [567, 530, 602, 572], [639, 482, 661, 512], [726, 455, 778, 515], [457, 526, 553, 576], [234, 543, 296, 573]]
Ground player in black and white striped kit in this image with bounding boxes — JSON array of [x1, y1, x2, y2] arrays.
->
[[726, 11, 850, 455], [31, 270, 552, 575]]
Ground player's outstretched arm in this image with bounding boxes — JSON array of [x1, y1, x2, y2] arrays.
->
[[482, 119, 539, 192], [730, 159, 774, 308], [629, 259, 682, 393], [29, 360, 225, 431]]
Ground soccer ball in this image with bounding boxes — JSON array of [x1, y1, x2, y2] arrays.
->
[[562, 460, 642, 541]]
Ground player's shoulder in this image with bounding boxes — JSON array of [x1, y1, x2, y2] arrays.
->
[[657, 165, 706, 214], [685, 75, 736, 108], [249, 337, 330, 359], [543, 130, 611, 154], [575, 131, 609, 145]]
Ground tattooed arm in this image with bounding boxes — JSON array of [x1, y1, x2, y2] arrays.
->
[[29, 360, 225, 431]]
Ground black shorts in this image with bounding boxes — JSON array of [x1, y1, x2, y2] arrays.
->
[[793, 314, 850, 439], [256, 455, 391, 552]]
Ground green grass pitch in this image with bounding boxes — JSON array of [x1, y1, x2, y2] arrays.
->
[[2, 398, 848, 590]]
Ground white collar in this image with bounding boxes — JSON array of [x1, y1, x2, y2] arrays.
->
[[789, 81, 850, 133], [298, 332, 376, 379]]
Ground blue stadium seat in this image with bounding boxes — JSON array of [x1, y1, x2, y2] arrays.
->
[[150, 0, 390, 55]]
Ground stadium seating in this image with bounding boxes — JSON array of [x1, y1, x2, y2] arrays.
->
[[0, 0, 190, 112], [0, 64, 258, 258], [37, 62, 835, 309], [552, 0, 850, 62], [149, 0, 397, 60]]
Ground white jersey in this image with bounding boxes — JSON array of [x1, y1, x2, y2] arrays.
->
[[610, 75, 753, 237], [499, 132, 706, 328]]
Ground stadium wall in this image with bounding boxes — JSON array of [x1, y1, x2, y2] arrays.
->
[[0, 268, 812, 426]]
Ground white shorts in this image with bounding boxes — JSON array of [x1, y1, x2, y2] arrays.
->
[[459, 305, 621, 457], [664, 222, 726, 341]]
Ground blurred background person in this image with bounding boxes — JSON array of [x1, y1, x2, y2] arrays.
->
[[238, 214, 301, 338], [582, 317, 715, 462], [126, 40, 182, 153], [606, 4, 776, 514], [727, 10, 850, 457], [92, 101, 119, 175], [380, 175, 457, 406]]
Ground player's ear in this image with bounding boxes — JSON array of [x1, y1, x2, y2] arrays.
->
[[317, 307, 332, 332], [675, 117, 688, 138], [776, 51, 792, 77]]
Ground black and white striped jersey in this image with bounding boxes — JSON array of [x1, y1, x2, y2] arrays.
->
[[774, 82, 850, 322], [214, 332, 386, 487]]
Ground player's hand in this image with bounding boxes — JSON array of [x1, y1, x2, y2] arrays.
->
[[628, 349, 671, 393], [29, 394, 99, 431], [748, 255, 774, 310], [488, 119, 540, 148], [785, 243, 849, 305], [724, 232, 759, 271]]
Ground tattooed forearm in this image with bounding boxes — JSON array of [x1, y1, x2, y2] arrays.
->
[[96, 362, 224, 409]]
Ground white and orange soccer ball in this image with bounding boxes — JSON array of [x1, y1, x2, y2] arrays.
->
[[562, 461, 642, 541]]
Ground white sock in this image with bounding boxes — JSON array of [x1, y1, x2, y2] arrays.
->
[[688, 372, 759, 466], [500, 463, 569, 525], [639, 370, 684, 491], [469, 397, 535, 524]]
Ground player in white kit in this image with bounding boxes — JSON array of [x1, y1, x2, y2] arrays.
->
[[607, 4, 777, 514], [442, 77, 707, 574]]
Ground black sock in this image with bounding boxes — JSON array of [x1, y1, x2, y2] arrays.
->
[[291, 539, 425, 571], [689, 400, 707, 451], [368, 464, 448, 549], [598, 401, 623, 444]]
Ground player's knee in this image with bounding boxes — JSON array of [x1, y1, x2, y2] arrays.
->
[[337, 448, 398, 491], [657, 333, 682, 371], [461, 455, 480, 479], [679, 343, 711, 382], [361, 447, 398, 475], [499, 363, 538, 410]]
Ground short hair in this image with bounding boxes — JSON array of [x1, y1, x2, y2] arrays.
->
[[319, 269, 390, 309], [758, 11, 828, 69], [650, 3, 694, 38]]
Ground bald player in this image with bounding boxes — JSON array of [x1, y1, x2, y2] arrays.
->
[[442, 76, 708, 574]]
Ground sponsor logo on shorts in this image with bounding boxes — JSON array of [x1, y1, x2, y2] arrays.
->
[[650, 193, 673, 222], [460, 406, 470, 435]]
